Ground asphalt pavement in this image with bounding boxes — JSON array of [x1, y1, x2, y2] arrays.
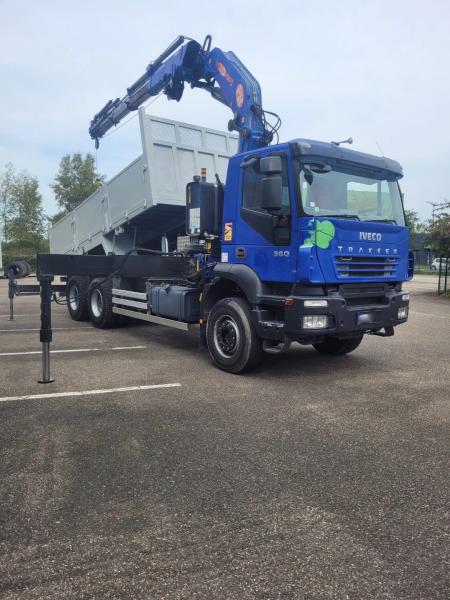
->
[[0, 275, 448, 599]]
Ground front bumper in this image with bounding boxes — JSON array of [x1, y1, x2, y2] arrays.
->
[[254, 285, 409, 342]]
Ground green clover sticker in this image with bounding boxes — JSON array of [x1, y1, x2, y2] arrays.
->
[[303, 219, 335, 249]]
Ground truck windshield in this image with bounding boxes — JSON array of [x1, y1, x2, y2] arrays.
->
[[299, 164, 405, 225]]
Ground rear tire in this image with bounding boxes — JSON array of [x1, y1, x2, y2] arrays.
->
[[206, 297, 263, 373], [67, 276, 90, 321], [17, 260, 30, 278], [87, 278, 120, 328], [313, 335, 363, 355], [5, 260, 30, 279]]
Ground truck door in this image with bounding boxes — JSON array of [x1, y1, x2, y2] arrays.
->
[[233, 152, 297, 282]]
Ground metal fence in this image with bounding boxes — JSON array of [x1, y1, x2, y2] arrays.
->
[[412, 250, 438, 272], [437, 258, 449, 295]]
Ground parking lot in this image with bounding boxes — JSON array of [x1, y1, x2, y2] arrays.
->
[[0, 275, 448, 599]]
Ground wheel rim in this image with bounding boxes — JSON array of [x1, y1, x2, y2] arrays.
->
[[213, 314, 240, 358], [90, 288, 103, 318], [68, 285, 79, 311]]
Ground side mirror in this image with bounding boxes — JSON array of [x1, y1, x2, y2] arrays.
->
[[261, 175, 283, 212], [260, 155, 282, 175]]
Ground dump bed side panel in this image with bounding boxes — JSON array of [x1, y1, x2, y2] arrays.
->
[[49, 213, 74, 254], [142, 114, 238, 205], [75, 188, 106, 249], [107, 157, 147, 230], [50, 112, 238, 255]]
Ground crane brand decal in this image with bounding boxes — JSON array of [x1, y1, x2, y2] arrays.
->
[[302, 220, 335, 249], [216, 61, 233, 85], [236, 83, 244, 108], [224, 222, 233, 241]]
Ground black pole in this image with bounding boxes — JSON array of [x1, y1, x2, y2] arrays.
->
[[7, 267, 16, 321], [38, 275, 55, 384], [438, 258, 442, 295], [445, 258, 449, 294]]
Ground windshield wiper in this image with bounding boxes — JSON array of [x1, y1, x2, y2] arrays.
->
[[320, 213, 360, 221], [367, 218, 397, 224]]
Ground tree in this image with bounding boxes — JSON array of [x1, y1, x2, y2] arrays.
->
[[404, 209, 421, 233], [426, 201, 450, 257], [0, 162, 15, 245], [51, 153, 104, 216], [404, 209, 427, 250], [0, 164, 49, 269]]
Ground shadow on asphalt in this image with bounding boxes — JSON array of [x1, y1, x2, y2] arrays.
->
[[115, 319, 369, 379]]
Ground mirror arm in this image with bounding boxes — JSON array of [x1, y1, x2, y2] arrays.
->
[[240, 157, 259, 170]]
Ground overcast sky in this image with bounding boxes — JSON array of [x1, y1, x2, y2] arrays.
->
[[1, 0, 449, 219]]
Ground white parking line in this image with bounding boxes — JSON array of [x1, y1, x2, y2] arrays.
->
[[0, 313, 66, 318], [0, 345, 146, 357], [0, 327, 93, 332], [0, 383, 181, 403]]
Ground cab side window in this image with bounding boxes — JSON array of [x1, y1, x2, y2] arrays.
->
[[242, 156, 291, 215], [240, 154, 291, 245]]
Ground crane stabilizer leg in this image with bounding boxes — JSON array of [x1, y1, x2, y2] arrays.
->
[[38, 276, 54, 384]]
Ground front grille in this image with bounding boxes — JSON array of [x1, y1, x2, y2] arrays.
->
[[334, 255, 399, 278]]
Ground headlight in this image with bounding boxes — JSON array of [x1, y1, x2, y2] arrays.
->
[[302, 315, 329, 329], [304, 299, 328, 307], [398, 306, 408, 320], [402, 293, 410, 301]]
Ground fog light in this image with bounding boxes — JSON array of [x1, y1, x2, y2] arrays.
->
[[398, 306, 408, 320], [304, 299, 328, 307], [302, 315, 329, 329], [402, 293, 410, 301]]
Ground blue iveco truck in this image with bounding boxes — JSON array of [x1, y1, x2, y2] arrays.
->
[[40, 35, 413, 373]]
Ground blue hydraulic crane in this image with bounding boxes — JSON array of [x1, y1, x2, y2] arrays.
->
[[89, 35, 280, 153]]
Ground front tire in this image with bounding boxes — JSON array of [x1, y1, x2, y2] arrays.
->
[[87, 278, 120, 328], [67, 276, 90, 321], [206, 297, 263, 373], [313, 335, 363, 355]]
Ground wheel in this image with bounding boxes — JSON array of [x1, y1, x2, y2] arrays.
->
[[87, 278, 120, 328], [17, 260, 30, 278], [5, 260, 30, 279], [206, 297, 263, 373], [313, 335, 363, 355], [67, 276, 90, 321]]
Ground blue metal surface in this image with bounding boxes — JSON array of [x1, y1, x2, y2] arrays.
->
[[297, 218, 411, 284], [292, 138, 403, 178]]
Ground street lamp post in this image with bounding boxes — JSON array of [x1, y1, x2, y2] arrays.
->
[[426, 201, 439, 222]]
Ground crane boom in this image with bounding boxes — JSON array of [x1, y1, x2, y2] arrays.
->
[[89, 35, 279, 153]]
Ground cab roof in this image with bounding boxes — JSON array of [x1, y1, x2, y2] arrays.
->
[[290, 138, 403, 178]]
